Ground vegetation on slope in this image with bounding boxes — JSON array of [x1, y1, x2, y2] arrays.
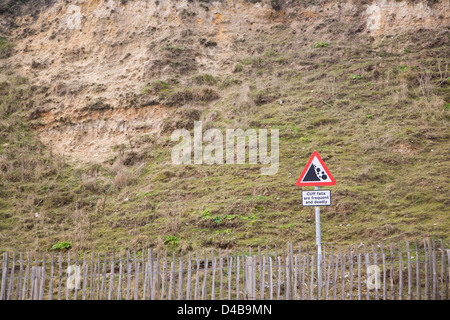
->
[[0, 27, 449, 253]]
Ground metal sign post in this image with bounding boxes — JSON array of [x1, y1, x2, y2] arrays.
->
[[297, 151, 336, 300], [314, 185, 322, 299]]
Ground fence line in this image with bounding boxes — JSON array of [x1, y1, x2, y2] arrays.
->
[[1, 239, 449, 300]]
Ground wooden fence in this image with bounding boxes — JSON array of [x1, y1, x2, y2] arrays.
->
[[1, 239, 449, 300]]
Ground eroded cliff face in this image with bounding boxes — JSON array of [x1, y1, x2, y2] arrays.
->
[[1, 0, 448, 162]]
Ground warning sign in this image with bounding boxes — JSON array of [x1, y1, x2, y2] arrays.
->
[[296, 151, 336, 186], [302, 190, 331, 206]]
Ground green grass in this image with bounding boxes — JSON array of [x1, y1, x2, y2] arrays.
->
[[142, 80, 170, 94], [313, 41, 329, 48], [164, 235, 180, 247], [192, 74, 217, 86], [161, 45, 184, 54], [0, 36, 13, 59], [51, 241, 72, 251]]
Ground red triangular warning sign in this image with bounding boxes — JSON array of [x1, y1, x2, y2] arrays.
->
[[296, 151, 336, 186]]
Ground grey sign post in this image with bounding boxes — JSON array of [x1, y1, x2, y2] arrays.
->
[[296, 151, 336, 300], [301, 187, 331, 298], [314, 185, 322, 299]]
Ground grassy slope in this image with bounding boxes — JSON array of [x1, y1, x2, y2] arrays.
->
[[0, 27, 449, 253]]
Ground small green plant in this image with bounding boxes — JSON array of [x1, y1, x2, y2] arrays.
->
[[111, 144, 126, 154], [240, 213, 258, 221], [192, 74, 216, 85], [202, 209, 211, 219], [164, 235, 180, 247], [219, 76, 242, 89], [224, 214, 236, 220], [252, 56, 263, 66], [215, 229, 232, 235], [0, 36, 13, 59], [300, 136, 310, 143], [161, 45, 184, 54], [264, 49, 277, 57], [313, 41, 329, 48], [233, 63, 243, 72], [161, 46, 184, 56], [152, 169, 175, 183], [396, 65, 409, 73], [152, 80, 170, 90], [240, 57, 253, 65], [51, 241, 72, 251], [254, 204, 264, 212], [279, 223, 295, 229], [350, 74, 362, 80], [445, 103, 450, 111], [275, 56, 287, 65], [366, 114, 373, 119], [142, 80, 170, 94], [213, 216, 223, 224]]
